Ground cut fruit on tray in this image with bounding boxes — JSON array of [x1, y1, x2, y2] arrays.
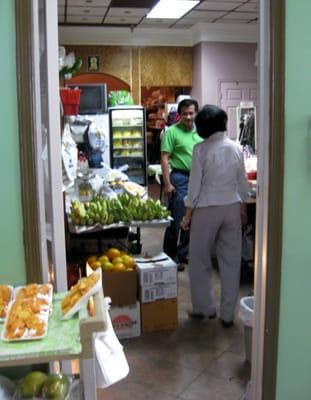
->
[[122, 181, 146, 197]]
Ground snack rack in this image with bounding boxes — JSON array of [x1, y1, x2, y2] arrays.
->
[[0, 289, 108, 400]]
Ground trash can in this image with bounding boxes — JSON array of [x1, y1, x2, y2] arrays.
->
[[239, 296, 254, 363]]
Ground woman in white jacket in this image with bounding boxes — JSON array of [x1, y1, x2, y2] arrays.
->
[[181, 105, 248, 327]]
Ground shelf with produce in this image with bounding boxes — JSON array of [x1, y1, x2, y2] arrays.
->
[[0, 289, 107, 367], [113, 147, 143, 150], [112, 125, 143, 129], [113, 136, 143, 140], [113, 155, 144, 159]]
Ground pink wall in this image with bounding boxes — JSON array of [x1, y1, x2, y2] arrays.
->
[[192, 42, 258, 107]]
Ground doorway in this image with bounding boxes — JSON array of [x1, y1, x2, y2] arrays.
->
[[16, 0, 285, 399], [219, 80, 257, 140]]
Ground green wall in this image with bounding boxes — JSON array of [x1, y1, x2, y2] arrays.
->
[[0, 1, 26, 285], [276, 1, 311, 399]]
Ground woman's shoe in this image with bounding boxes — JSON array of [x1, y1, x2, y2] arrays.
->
[[188, 311, 217, 320], [220, 319, 234, 328]]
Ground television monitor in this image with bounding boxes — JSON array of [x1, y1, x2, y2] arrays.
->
[[68, 83, 107, 114]]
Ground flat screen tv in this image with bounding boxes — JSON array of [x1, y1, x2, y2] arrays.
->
[[68, 83, 107, 114]]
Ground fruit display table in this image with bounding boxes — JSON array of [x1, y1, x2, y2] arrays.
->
[[0, 289, 108, 400]]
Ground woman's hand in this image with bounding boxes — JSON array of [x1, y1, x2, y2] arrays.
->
[[180, 215, 191, 231]]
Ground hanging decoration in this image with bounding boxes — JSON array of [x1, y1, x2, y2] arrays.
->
[[59, 46, 82, 82]]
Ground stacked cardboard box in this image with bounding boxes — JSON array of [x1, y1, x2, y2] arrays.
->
[[135, 253, 178, 332], [86, 262, 141, 339]]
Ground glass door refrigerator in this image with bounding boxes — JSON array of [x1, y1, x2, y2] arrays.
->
[[109, 106, 147, 186]]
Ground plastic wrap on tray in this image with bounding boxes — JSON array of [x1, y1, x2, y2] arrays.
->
[[2, 298, 49, 341], [0, 285, 14, 321], [61, 269, 102, 320], [2, 284, 53, 341]]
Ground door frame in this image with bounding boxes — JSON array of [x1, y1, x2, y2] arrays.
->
[[15, 0, 285, 398], [15, 0, 67, 291], [251, 0, 285, 398]]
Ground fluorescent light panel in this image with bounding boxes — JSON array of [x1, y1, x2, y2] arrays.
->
[[146, 0, 200, 19]]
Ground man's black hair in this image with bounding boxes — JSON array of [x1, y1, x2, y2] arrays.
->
[[195, 105, 227, 139], [177, 98, 199, 114]]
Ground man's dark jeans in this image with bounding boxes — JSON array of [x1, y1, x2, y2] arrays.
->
[[163, 171, 189, 263]]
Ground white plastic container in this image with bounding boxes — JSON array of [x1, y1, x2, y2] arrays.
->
[[239, 296, 254, 362]]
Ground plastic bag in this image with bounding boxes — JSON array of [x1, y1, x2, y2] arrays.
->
[[108, 90, 134, 106], [94, 297, 129, 388], [87, 123, 106, 151], [239, 296, 254, 327], [62, 123, 77, 191]]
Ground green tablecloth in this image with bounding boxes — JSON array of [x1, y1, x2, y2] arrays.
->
[[0, 293, 82, 364]]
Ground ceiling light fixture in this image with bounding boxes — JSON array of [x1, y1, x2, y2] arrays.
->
[[146, 0, 199, 19]]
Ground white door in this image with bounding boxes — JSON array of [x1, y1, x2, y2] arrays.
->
[[219, 81, 257, 139]]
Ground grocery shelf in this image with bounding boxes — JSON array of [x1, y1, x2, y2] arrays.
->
[[113, 155, 143, 158], [112, 125, 143, 129], [113, 147, 143, 150], [113, 136, 142, 140]]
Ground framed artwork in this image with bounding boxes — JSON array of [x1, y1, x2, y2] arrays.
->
[[87, 55, 100, 72]]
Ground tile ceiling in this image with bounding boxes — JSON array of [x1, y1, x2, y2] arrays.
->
[[58, 0, 258, 29]]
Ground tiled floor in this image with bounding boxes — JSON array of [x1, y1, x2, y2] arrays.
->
[[97, 184, 253, 400]]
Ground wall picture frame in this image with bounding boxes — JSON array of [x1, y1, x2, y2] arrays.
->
[[87, 55, 100, 72]]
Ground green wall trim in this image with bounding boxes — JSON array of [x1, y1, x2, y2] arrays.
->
[[0, 1, 26, 285], [276, 1, 311, 399]]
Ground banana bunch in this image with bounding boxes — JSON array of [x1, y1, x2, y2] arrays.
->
[[70, 193, 170, 226]]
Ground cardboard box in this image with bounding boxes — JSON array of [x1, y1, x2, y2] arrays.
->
[[102, 270, 137, 307], [109, 301, 141, 339], [141, 298, 178, 333], [135, 253, 177, 286], [140, 282, 177, 303]]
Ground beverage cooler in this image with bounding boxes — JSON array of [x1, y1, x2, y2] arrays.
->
[[109, 106, 148, 186]]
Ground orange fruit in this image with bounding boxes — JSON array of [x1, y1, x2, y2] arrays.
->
[[112, 257, 123, 264], [112, 263, 126, 272], [119, 250, 128, 256], [122, 255, 136, 269], [87, 255, 97, 265], [98, 255, 109, 265], [105, 248, 121, 261], [102, 261, 114, 272], [125, 268, 134, 272], [90, 261, 102, 270]]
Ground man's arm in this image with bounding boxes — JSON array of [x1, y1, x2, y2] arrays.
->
[[161, 152, 175, 195]]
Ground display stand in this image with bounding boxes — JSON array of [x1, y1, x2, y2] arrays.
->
[[0, 290, 108, 400]]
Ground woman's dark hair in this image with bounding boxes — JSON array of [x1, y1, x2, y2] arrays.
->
[[195, 105, 227, 139], [177, 98, 199, 114]]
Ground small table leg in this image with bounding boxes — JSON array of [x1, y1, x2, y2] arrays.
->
[[81, 358, 97, 400]]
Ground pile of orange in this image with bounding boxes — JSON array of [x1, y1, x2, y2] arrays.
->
[[87, 247, 136, 273]]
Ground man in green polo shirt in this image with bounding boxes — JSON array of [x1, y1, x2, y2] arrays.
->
[[161, 98, 202, 270]]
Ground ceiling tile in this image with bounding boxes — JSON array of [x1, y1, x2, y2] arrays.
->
[[184, 10, 226, 20], [235, 2, 258, 12], [222, 11, 257, 19], [216, 18, 249, 23], [173, 23, 194, 29], [107, 7, 149, 17], [58, 0, 66, 5], [196, 1, 242, 11], [67, 0, 111, 6], [104, 15, 142, 24], [110, 0, 155, 7], [66, 6, 107, 16], [66, 15, 103, 23]]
